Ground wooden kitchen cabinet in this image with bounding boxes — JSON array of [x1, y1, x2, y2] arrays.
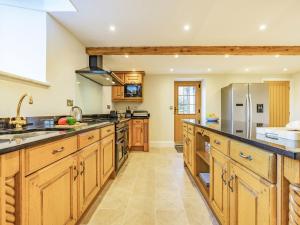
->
[[229, 162, 276, 225], [124, 73, 143, 84], [25, 155, 78, 225], [100, 133, 115, 186], [78, 142, 101, 216], [131, 119, 149, 151], [210, 148, 229, 225], [112, 73, 125, 100], [187, 132, 195, 175], [0, 151, 21, 225]]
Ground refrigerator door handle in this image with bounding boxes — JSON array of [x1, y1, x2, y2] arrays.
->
[[245, 94, 249, 138], [249, 94, 253, 138]]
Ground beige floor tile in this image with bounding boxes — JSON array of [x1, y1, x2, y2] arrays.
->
[[156, 209, 189, 225], [88, 209, 125, 225], [123, 209, 155, 225]]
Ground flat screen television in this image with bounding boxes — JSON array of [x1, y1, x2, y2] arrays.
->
[[124, 84, 142, 97]]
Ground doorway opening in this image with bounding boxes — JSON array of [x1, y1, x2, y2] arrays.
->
[[174, 81, 201, 148]]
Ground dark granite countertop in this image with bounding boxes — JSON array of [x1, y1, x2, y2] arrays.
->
[[0, 121, 114, 155], [184, 119, 300, 159]]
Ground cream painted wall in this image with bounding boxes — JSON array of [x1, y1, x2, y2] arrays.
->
[[291, 73, 300, 120], [0, 13, 103, 117], [113, 73, 293, 146]]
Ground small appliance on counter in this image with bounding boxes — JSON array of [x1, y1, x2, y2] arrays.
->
[[70, 106, 83, 122], [125, 109, 132, 118], [132, 110, 150, 118], [109, 110, 118, 119]]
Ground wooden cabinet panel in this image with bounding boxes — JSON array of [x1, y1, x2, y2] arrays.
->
[[78, 142, 101, 216], [210, 148, 229, 225], [183, 129, 188, 164], [78, 129, 100, 149], [25, 155, 78, 225], [229, 162, 276, 225], [230, 141, 276, 183], [143, 119, 149, 151], [0, 151, 21, 225], [112, 73, 125, 100], [100, 125, 115, 139], [25, 136, 78, 175], [100, 134, 115, 186], [125, 73, 142, 84], [187, 132, 195, 175], [211, 133, 229, 156], [132, 119, 144, 147]]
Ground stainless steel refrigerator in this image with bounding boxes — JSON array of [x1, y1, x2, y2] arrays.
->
[[221, 83, 269, 138]]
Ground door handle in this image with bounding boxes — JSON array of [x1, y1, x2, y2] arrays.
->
[[228, 175, 235, 192], [239, 152, 253, 161], [52, 146, 65, 154], [73, 165, 79, 181], [80, 161, 85, 175], [221, 169, 227, 185]]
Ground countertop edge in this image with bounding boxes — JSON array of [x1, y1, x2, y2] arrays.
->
[[184, 120, 299, 160]]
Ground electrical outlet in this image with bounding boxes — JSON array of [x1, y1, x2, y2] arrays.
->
[[67, 99, 74, 107], [107, 105, 111, 109]]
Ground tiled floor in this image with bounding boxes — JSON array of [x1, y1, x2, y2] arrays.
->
[[80, 148, 219, 225]]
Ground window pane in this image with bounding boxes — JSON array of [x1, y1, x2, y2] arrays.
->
[[190, 105, 195, 114], [190, 97, 195, 104], [178, 87, 183, 95], [177, 85, 196, 115]]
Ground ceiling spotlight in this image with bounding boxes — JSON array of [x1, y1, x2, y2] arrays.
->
[[170, 68, 174, 72], [174, 54, 179, 58], [112, 81, 115, 84], [245, 68, 250, 72], [124, 54, 129, 58], [207, 68, 212, 72], [109, 25, 116, 31], [283, 68, 288, 72], [224, 54, 230, 58], [183, 24, 190, 31], [275, 54, 280, 58], [132, 68, 136, 72], [259, 24, 267, 31]]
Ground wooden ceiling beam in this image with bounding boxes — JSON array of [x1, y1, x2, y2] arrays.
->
[[86, 46, 300, 55]]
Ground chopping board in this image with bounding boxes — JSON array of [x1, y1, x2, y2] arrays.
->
[[55, 123, 88, 129]]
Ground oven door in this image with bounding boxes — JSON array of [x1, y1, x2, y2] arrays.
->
[[116, 138, 125, 165]]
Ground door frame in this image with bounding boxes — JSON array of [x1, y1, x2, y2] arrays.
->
[[174, 81, 202, 145]]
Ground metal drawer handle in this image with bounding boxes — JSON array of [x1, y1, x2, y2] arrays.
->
[[88, 135, 94, 140], [239, 152, 253, 161], [228, 175, 235, 192], [52, 147, 65, 154], [80, 161, 85, 175], [107, 129, 111, 133], [221, 169, 227, 185], [73, 166, 79, 181], [214, 140, 221, 145]]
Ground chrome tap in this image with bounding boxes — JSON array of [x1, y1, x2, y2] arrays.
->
[[9, 93, 33, 129]]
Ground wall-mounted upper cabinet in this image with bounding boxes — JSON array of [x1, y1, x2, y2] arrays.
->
[[112, 71, 145, 102]]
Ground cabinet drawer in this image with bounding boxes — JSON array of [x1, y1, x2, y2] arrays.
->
[[187, 124, 194, 134], [211, 133, 229, 155], [78, 129, 100, 149], [125, 73, 142, 84], [25, 136, 78, 175], [100, 125, 115, 139], [230, 140, 276, 183]]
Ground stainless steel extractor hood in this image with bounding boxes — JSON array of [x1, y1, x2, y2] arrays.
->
[[75, 55, 124, 86]]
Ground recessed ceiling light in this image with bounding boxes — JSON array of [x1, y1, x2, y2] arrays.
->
[[106, 77, 110, 80], [283, 68, 288, 72], [183, 24, 190, 31], [259, 24, 267, 31], [109, 25, 116, 31], [112, 81, 115, 84], [124, 54, 129, 58], [132, 68, 136, 72], [275, 54, 280, 58], [174, 54, 179, 58], [245, 68, 250, 72], [207, 68, 212, 72], [224, 54, 230, 58], [170, 68, 174, 72]]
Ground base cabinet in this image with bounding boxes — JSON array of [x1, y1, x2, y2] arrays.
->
[[78, 142, 101, 216], [25, 155, 78, 225], [100, 134, 115, 186], [229, 162, 276, 225], [210, 148, 229, 225], [131, 119, 149, 151]]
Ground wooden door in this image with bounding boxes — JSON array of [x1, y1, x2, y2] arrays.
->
[[229, 162, 276, 225], [132, 119, 144, 146], [25, 155, 78, 225], [100, 134, 115, 186], [266, 81, 290, 127], [0, 151, 21, 225], [210, 148, 229, 225], [174, 81, 201, 145], [78, 142, 101, 216], [112, 73, 125, 100]]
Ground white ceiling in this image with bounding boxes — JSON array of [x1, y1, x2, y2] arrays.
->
[[50, 0, 300, 75], [103, 55, 300, 75], [51, 0, 300, 46]]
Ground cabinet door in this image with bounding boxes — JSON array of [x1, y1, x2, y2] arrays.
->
[[25, 155, 78, 225], [210, 148, 229, 225], [132, 120, 144, 146], [112, 73, 125, 100], [229, 162, 276, 225], [0, 151, 21, 225], [125, 73, 142, 84], [100, 134, 115, 186], [183, 131, 188, 164], [187, 132, 195, 175], [78, 142, 101, 216]]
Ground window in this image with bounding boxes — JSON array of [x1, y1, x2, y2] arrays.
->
[[177, 86, 196, 114]]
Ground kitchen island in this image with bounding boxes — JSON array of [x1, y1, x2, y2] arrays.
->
[[183, 119, 300, 225]]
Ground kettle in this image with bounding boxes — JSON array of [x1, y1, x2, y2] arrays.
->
[[70, 106, 83, 122]]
